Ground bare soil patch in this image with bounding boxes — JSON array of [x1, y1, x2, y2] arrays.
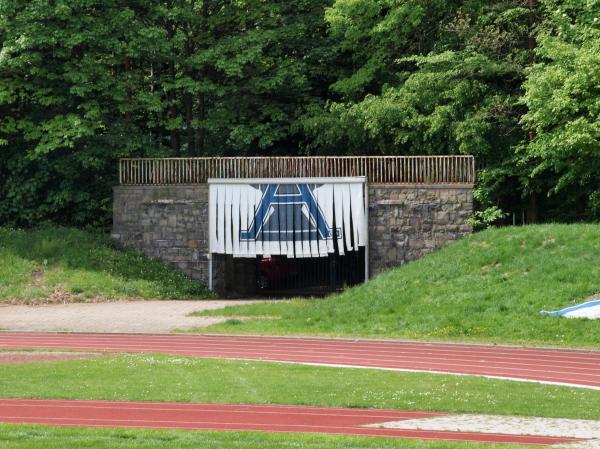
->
[[0, 351, 101, 365]]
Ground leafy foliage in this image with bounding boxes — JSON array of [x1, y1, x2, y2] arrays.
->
[[0, 0, 598, 226], [466, 206, 507, 229], [303, 1, 532, 216], [521, 0, 600, 218], [0, 0, 335, 227]]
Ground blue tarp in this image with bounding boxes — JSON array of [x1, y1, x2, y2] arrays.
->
[[541, 299, 600, 319]]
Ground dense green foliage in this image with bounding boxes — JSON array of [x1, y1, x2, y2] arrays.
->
[[2, 354, 598, 418], [521, 0, 600, 220], [0, 227, 210, 302], [0, 0, 337, 226], [199, 224, 600, 346], [0, 0, 598, 226]]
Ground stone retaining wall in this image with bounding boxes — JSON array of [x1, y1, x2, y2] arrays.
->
[[112, 185, 211, 283], [112, 183, 473, 289], [368, 184, 473, 276]]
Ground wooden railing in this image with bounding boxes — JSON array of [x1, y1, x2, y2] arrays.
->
[[119, 155, 475, 185]]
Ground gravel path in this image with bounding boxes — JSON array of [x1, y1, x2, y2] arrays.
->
[[374, 414, 600, 447], [0, 300, 260, 333]]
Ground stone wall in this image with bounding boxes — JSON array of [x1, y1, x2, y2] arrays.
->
[[112, 183, 473, 290], [368, 184, 473, 276], [112, 185, 211, 284]]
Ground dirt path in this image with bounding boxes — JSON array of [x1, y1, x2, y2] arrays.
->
[[0, 300, 260, 333]]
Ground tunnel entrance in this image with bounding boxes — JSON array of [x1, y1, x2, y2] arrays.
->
[[209, 177, 368, 297], [218, 247, 365, 297]]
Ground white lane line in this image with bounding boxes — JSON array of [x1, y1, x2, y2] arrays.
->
[[0, 414, 577, 440], [8, 341, 596, 373], [246, 359, 600, 390], [0, 419, 565, 445], [2, 346, 600, 389], [2, 342, 599, 380], [2, 333, 599, 364], [0, 415, 371, 430], [0, 398, 428, 415], [0, 403, 409, 420], [2, 334, 599, 365]]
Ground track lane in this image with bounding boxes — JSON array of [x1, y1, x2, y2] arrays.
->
[[0, 399, 583, 445], [1, 332, 599, 389]]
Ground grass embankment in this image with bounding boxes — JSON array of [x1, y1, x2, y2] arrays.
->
[[0, 425, 531, 449], [1, 354, 597, 419], [0, 227, 210, 303], [198, 224, 600, 346]]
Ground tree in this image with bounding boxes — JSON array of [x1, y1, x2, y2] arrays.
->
[[0, 0, 598, 227], [521, 0, 600, 219], [303, 0, 532, 218], [0, 0, 158, 226], [0, 0, 334, 226]]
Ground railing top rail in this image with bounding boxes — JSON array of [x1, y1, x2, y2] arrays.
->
[[119, 155, 474, 160], [118, 155, 475, 186]]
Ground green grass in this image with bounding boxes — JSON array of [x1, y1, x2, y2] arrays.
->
[[197, 224, 600, 347], [1, 354, 597, 419], [0, 227, 211, 302], [0, 425, 533, 449]]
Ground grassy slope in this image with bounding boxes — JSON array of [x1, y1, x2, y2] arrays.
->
[[0, 354, 597, 419], [0, 425, 531, 449], [199, 224, 600, 346], [0, 227, 210, 302]]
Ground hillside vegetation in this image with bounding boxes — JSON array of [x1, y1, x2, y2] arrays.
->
[[200, 224, 600, 346], [0, 227, 211, 303]]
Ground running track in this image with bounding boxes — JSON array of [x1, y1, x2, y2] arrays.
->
[[1, 332, 600, 389], [0, 399, 583, 445]]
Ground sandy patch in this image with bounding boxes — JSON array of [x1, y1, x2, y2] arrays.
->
[[371, 414, 600, 447]]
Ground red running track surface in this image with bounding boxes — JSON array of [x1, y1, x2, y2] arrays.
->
[[1, 332, 600, 389], [0, 399, 583, 445]]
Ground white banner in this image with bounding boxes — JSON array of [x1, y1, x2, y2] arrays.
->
[[208, 177, 367, 258]]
